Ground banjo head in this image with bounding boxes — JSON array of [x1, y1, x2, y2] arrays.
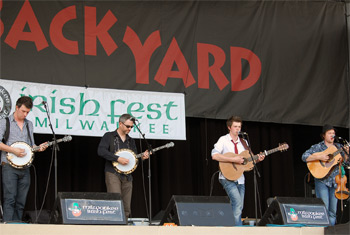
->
[[113, 149, 139, 174], [7, 142, 34, 169]]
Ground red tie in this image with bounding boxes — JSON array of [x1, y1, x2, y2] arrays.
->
[[232, 140, 238, 154]]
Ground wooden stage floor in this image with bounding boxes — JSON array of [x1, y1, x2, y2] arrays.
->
[[0, 223, 327, 235]]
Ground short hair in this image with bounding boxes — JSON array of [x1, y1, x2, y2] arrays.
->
[[226, 115, 242, 127], [16, 96, 33, 109], [119, 113, 134, 123], [320, 124, 336, 140]]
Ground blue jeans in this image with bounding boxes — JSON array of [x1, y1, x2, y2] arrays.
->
[[314, 179, 337, 225], [219, 178, 245, 226], [2, 163, 31, 222]]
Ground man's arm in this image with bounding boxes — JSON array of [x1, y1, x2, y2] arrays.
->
[[97, 133, 118, 162], [211, 137, 244, 164], [0, 118, 26, 157], [302, 144, 328, 162], [212, 152, 244, 164], [0, 142, 26, 157]]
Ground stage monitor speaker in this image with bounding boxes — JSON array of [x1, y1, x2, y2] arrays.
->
[[325, 222, 349, 235], [160, 195, 234, 226], [49, 192, 126, 225], [258, 197, 331, 226], [24, 210, 51, 224]]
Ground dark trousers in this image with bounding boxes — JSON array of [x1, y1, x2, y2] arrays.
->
[[105, 171, 132, 219], [2, 163, 30, 222]]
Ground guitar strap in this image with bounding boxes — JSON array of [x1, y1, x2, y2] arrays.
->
[[239, 137, 250, 151]]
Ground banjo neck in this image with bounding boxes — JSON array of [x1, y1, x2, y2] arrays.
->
[[135, 142, 175, 159], [7, 135, 72, 169], [31, 136, 73, 152], [113, 142, 174, 174]]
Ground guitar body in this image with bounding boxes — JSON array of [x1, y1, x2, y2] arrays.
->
[[218, 143, 289, 181], [219, 150, 253, 181], [307, 145, 342, 179]]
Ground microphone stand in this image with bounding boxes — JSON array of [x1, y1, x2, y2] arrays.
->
[[241, 133, 260, 225], [132, 120, 154, 225], [43, 102, 60, 198]]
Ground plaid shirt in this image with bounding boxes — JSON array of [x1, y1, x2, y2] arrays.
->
[[302, 141, 350, 188], [0, 113, 35, 164]]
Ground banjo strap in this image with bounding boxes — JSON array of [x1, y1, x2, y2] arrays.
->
[[26, 120, 33, 146], [0, 117, 10, 157], [2, 117, 32, 146], [110, 131, 130, 153], [111, 131, 133, 179], [113, 134, 130, 151], [3, 117, 10, 144]]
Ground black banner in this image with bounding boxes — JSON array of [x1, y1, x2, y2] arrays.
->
[[1, 0, 348, 127]]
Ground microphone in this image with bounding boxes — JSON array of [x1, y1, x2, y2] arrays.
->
[[332, 135, 342, 141], [238, 131, 248, 135], [130, 117, 137, 122], [41, 101, 47, 105]]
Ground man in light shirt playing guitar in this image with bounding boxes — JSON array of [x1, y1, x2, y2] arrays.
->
[[211, 116, 265, 226]]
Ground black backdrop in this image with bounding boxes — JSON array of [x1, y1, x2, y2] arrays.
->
[[1, 0, 349, 126], [24, 117, 349, 220]]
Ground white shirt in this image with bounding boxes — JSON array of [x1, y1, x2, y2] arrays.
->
[[211, 133, 247, 184]]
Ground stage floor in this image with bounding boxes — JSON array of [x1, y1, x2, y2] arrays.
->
[[0, 223, 326, 235]]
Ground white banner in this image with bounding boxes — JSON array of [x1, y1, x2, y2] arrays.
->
[[0, 79, 186, 140]]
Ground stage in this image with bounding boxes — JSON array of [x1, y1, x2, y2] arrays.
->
[[0, 223, 326, 235]]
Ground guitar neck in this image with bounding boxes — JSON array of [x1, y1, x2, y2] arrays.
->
[[250, 147, 281, 161], [331, 148, 344, 159], [265, 147, 282, 156]]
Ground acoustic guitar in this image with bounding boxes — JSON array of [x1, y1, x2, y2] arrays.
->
[[307, 145, 343, 179], [219, 143, 289, 181]]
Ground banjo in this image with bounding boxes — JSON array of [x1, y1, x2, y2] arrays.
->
[[112, 142, 175, 174], [6, 135, 72, 169]]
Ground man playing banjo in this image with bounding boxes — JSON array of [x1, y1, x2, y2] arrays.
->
[[0, 96, 48, 222], [97, 113, 149, 220]]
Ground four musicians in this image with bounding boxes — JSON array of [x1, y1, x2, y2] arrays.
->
[[0, 98, 349, 225]]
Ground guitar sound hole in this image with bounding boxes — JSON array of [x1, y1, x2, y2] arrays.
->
[[327, 154, 333, 162]]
